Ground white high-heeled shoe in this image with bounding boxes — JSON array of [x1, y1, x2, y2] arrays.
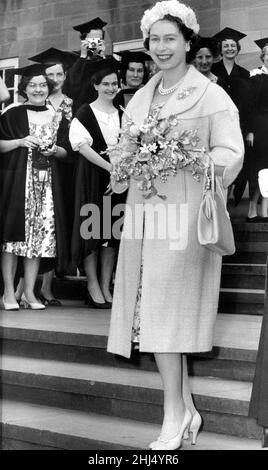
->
[[148, 408, 192, 451], [183, 410, 202, 445], [0, 296, 19, 311], [20, 294, 45, 310]]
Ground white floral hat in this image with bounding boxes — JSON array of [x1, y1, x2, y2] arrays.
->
[[140, 0, 200, 39]]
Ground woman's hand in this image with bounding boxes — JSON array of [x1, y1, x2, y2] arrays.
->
[[39, 145, 58, 158], [246, 132, 254, 147], [80, 40, 89, 59], [19, 135, 39, 149]]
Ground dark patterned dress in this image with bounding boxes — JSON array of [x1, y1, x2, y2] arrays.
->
[[47, 95, 73, 124]]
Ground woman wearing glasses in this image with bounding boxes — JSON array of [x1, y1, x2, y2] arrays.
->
[[0, 64, 70, 310]]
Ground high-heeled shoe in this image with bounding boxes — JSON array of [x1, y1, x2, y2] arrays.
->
[[0, 296, 19, 311], [103, 298, 112, 308], [183, 410, 202, 445], [38, 292, 62, 307], [148, 408, 192, 451], [20, 294, 45, 310], [85, 290, 110, 309]]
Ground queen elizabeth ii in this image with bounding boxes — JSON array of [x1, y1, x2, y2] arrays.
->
[[107, 0, 244, 450]]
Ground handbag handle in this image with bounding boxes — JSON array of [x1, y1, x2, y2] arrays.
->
[[203, 155, 215, 198], [210, 158, 215, 198]]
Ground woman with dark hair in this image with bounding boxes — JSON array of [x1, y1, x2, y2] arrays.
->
[[107, 0, 243, 450], [29, 48, 75, 121], [69, 57, 124, 308], [192, 36, 227, 89], [115, 50, 151, 108], [0, 64, 70, 310], [13, 48, 76, 306]]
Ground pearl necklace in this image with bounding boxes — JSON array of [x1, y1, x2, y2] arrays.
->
[[158, 69, 189, 96]]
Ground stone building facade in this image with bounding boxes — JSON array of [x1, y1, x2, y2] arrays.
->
[[0, 0, 268, 105]]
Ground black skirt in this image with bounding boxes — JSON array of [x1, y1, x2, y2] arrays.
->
[[249, 306, 268, 427]]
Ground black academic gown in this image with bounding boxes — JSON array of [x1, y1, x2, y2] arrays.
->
[[246, 74, 268, 169], [0, 105, 71, 273], [212, 61, 250, 115], [114, 88, 140, 109], [239, 73, 268, 199], [71, 104, 125, 267], [249, 275, 268, 428], [212, 61, 251, 202], [63, 57, 103, 113]]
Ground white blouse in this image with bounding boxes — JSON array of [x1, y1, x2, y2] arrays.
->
[[69, 104, 120, 152]]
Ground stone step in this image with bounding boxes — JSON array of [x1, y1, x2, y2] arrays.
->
[[221, 265, 266, 289], [224, 252, 267, 264], [0, 400, 262, 450], [34, 277, 266, 315], [0, 309, 261, 381], [0, 359, 262, 439], [233, 223, 268, 242], [219, 288, 265, 315], [235, 242, 268, 253]]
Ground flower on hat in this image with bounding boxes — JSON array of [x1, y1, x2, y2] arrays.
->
[[140, 0, 200, 39]]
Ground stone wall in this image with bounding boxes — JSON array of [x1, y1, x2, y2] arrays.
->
[[0, 0, 267, 70], [0, 0, 221, 64]]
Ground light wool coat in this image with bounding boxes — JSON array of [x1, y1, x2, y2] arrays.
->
[[107, 65, 244, 358]]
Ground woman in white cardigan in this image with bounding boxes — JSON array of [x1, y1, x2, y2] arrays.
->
[[107, 0, 244, 450]]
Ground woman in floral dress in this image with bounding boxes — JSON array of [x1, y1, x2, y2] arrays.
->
[[27, 48, 75, 305], [0, 64, 70, 310]]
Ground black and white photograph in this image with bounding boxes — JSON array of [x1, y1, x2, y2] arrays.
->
[[0, 0, 268, 456]]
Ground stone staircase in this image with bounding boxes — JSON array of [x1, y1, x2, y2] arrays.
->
[[0, 221, 267, 450]]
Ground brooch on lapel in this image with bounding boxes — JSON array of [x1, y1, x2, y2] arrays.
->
[[177, 87, 196, 100]]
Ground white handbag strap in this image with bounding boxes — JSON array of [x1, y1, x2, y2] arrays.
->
[[210, 158, 215, 198], [203, 155, 215, 197]]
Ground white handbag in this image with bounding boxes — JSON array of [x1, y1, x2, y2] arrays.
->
[[197, 159, 235, 256]]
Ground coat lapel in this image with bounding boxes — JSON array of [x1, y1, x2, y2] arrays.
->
[[159, 65, 210, 118], [128, 65, 210, 123]]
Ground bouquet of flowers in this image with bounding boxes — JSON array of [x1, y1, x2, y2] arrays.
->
[[106, 104, 210, 199]]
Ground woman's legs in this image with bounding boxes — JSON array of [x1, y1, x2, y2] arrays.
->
[[41, 269, 55, 300], [154, 352, 186, 439], [15, 278, 24, 301], [1, 252, 18, 303], [248, 189, 260, 218], [260, 197, 268, 218], [100, 246, 116, 303], [182, 354, 197, 415], [84, 250, 105, 303], [23, 256, 41, 303]]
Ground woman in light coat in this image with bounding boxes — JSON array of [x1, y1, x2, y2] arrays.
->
[[107, 0, 244, 450]]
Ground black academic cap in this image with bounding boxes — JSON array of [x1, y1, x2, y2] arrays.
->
[[254, 37, 268, 50], [90, 56, 122, 74], [73, 17, 107, 34], [213, 27, 246, 43], [28, 47, 77, 68], [13, 63, 48, 77], [115, 50, 152, 64]]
